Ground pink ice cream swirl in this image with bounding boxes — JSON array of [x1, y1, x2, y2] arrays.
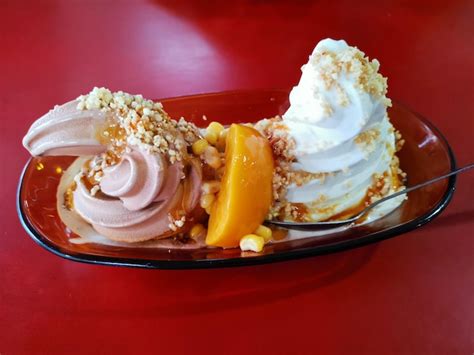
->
[[73, 148, 202, 242], [23, 99, 203, 243]]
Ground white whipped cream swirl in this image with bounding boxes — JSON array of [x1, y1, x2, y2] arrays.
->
[[280, 39, 401, 220]]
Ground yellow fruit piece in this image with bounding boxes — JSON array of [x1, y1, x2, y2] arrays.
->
[[239, 234, 265, 252], [254, 225, 272, 243], [206, 124, 274, 248], [192, 139, 209, 155]]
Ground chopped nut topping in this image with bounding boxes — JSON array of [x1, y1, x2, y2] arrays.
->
[[168, 214, 186, 231], [335, 83, 350, 107], [90, 185, 100, 197], [311, 46, 391, 107], [77, 87, 201, 166], [289, 170, 327, 187], [395, 129, 405, 152], [354, 128, 381, 154], [63, 181, 77, 210], [255, 116, 296, 219], [259, 116, 407, 222], [321, 99, 334, 116]]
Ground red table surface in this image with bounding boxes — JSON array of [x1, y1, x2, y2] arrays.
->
[[1, 1, 473, 354]]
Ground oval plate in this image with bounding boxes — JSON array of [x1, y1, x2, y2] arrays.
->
[[17, 90, 456, 269]]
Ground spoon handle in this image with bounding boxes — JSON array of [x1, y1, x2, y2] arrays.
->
[[360, 163, 474, 217]]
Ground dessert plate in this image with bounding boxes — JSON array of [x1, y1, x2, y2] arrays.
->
[[17, 90, 456, 269]]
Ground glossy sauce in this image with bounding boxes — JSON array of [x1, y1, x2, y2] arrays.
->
[[95, 117, 126, 146], [326, 171, 402, 222], [291, 203, 309, 222], [63, 181, 76, 210]]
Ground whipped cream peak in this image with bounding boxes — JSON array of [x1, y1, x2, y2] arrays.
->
[[257, 38, 404, 222], [282, 38, 392, 165]]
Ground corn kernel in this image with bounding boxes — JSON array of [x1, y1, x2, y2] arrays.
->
[[189, 223, 206, 240], [203, 146, 222, 169], [200, 193, 215, 209], [209, 158, 222, 170], [254, 225, 272, 243], [192, 139, 209, 155], [205, 131, 218, 145], [205, 205, 213, 215], [202, 180, 220, 194], [219, 128, 227, 140], [216, 129, 227, 152], [207, 121, 225, 135], [239, 234, 265, 253]]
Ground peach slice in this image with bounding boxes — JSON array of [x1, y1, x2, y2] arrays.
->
[[206, 124, 274, 248]]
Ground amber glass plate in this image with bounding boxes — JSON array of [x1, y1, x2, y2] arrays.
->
[[17, 90, 456, 269]]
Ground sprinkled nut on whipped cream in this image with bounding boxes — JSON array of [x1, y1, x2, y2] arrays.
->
[[256, 38, 406, 222]]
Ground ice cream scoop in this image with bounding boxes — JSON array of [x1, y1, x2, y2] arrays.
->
[[72, 150, 202, 242], [23, 88, 203, 242], [259, 38, 405, 222]]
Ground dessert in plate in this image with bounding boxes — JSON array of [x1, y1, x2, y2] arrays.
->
[[22, 39, 406, 253]]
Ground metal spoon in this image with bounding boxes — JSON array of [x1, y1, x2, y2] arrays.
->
[[266, 163, 474, 231]]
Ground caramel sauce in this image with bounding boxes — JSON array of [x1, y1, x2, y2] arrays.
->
[[82, 176, 97, 191], [95, 118, 127, 165], [167, 161, 208, 240], [325, 172, 398, 222], [95, 118, 126, 146], [271, 228, 289, 241], [291, 203, 309, 222], [201, 163, 219, 181], [325, 199, 368, 222], [63, 181, 77, 211], [103, 150, 123, 166], [390, 164, 402, 189], [80, 159, 98, 189]]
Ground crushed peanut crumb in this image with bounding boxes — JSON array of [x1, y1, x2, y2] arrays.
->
[[77, 87, 201, 166], [90, 185, 100, 197], [311, 46, 391, 107], [255, 116, 296, 219], [167, 214, 186, 232], [395, 130, 405, 152], [354, 128, 380, 154]]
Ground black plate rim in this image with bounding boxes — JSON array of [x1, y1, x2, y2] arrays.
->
[[17, 95, 457, 269]]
